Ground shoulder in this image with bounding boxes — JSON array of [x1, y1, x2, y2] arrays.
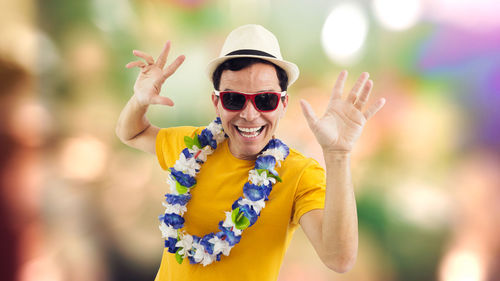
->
[[280, 148, 325, 186], [157, 126, 204, 141], [284, 148, 324, 173]]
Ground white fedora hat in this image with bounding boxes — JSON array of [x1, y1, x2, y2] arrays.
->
[[206, 24, 300, 88]]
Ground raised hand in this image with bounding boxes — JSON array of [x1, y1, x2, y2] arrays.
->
[[125, 41, 185, 107], [300, 71, 385, 153]]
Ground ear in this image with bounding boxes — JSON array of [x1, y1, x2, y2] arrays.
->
[[280, 94, 289, 118], [211, 92, 220, 117]]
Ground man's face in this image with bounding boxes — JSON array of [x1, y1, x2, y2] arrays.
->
[[212, 63, 288, 160]]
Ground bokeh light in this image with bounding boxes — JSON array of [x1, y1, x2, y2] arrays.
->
[[321, 2, 368, 65], [373, 0, 422, 31]]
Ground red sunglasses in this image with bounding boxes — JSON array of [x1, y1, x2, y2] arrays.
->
[[214, 90, 287, 112]]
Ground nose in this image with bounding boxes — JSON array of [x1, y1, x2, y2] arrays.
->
[[239, 99, 261, 121]]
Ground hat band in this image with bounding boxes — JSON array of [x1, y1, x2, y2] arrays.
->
[[225, 49, 276, 58]]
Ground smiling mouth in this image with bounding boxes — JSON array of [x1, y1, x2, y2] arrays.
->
[[235, 125, 265, 138]]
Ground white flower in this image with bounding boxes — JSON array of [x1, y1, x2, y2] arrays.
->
[[238, 197, 266, 214], [209, 236, 232, 256], [162, 202, 187, 216], [189, 145, 214, 163], [248, 169, 276, 186], [192, 242, 216, 266], [174, 153, 200, 177], [207, 122, 225, 143], [222, 211, 243, 236], [201, 254, 215, 266], [261, 148, 285, 166], [159, 222, 177, 239], [166, 175, 180, 195], [175, 234, 193, 257], [192, 241, 205, 262]]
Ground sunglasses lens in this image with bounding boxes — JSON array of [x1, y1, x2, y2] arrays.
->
[[255, 93, 279, 111], [221, 92, 246, 110]]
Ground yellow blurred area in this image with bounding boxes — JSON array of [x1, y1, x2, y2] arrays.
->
[[1, 0, 500, 280]]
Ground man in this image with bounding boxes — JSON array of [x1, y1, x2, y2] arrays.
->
[[116, 24, 385, 280]]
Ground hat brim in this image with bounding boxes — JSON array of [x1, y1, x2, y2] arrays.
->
[[206, 55, 300, 89]]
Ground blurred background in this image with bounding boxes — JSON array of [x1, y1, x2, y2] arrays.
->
[[1, 0, 499, 280]]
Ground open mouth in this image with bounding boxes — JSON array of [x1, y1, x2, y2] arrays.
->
[[235, 125, 265, 138]]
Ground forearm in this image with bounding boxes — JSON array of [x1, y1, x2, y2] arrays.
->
[[116, 95, 153, 142], [321, 150, 358, 270]]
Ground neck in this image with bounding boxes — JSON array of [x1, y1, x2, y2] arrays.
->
[[227, 139, 259, 160]]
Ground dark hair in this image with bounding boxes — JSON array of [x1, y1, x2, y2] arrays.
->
[[212, 57, 288, 91]]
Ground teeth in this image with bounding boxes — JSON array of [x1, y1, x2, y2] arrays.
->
[[238, 126, 262, 132], [236, 126, 264, 138]]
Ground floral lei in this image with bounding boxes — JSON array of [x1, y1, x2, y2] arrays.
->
[[158, 117, 289, 266]]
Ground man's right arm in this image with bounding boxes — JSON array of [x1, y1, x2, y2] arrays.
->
[[115, 41, 185, 155], [115, 94, 160, 155]]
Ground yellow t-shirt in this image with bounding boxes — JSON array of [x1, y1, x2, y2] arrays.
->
[[154, 126, 326, 281]]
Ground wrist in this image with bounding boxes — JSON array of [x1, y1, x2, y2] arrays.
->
[[131, 94, 149, 108], [322, 149, 351, 159]]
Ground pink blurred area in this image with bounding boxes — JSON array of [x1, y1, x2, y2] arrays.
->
[[1, 0, 500, 280]]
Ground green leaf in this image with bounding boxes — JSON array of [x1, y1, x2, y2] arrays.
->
[[270, 174, 282, 183], [256, 169, 267, 175], [176, 182, 188, 194], [193, 135, 202, 149], [231, 207, 250, 230], [184, 136, 195, 149], [175, 248, 184, 264], [231, 207, 239, 223], [235, 215, 250, 230], [256, 169, 282, 182]]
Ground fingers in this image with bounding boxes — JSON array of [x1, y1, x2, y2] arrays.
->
[[363, 98, 386, 120], [125, 60, 147, 68], [133, 50, 155, 65], [156, 41, 171, 69], [151, 95, 175, 107], [331, 70, 348, 100], [300, 99, 318, 129], [354, 79, 373, 110], [347, 72, 369, 104], [161, 55, 186, 81]]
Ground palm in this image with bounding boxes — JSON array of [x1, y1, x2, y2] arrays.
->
[[133, 65, 166, 104], [125, 41, 185, 107], [301, 71, 385, 152]]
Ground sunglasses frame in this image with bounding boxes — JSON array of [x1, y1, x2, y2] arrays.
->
[[214, 90, 287, 112]]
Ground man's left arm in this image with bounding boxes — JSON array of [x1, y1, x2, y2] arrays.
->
[[298, 71, 385, 273]]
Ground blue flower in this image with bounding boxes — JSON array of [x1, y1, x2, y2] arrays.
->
[[255, 155, 278, 176], [181, 148, 193, 159], [165, 194, 191, 206], [165, 237, 179, 253], [263, 185, 272, 201], [188, 255, 197, 264], [218, 221, 241, 246], [201, 233, 215, 255], [198, 128, 217, 149], [161, 213, 185, 229], [187, 235, 201, 264], [231, 197, 241, 210], [243, 182, 267, 201], [170, 168, 196, 187], [192, 235, 201, 244], [263, 139, 290, 159], [239, 204, 259, 226]]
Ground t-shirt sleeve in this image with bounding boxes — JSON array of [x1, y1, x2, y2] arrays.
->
[[155, 126, 202, 170], [291, 159, 326, 225]]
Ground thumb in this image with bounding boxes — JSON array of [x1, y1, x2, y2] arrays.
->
[[299, 99, 318, 129], [151, 96, 174, 107]]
